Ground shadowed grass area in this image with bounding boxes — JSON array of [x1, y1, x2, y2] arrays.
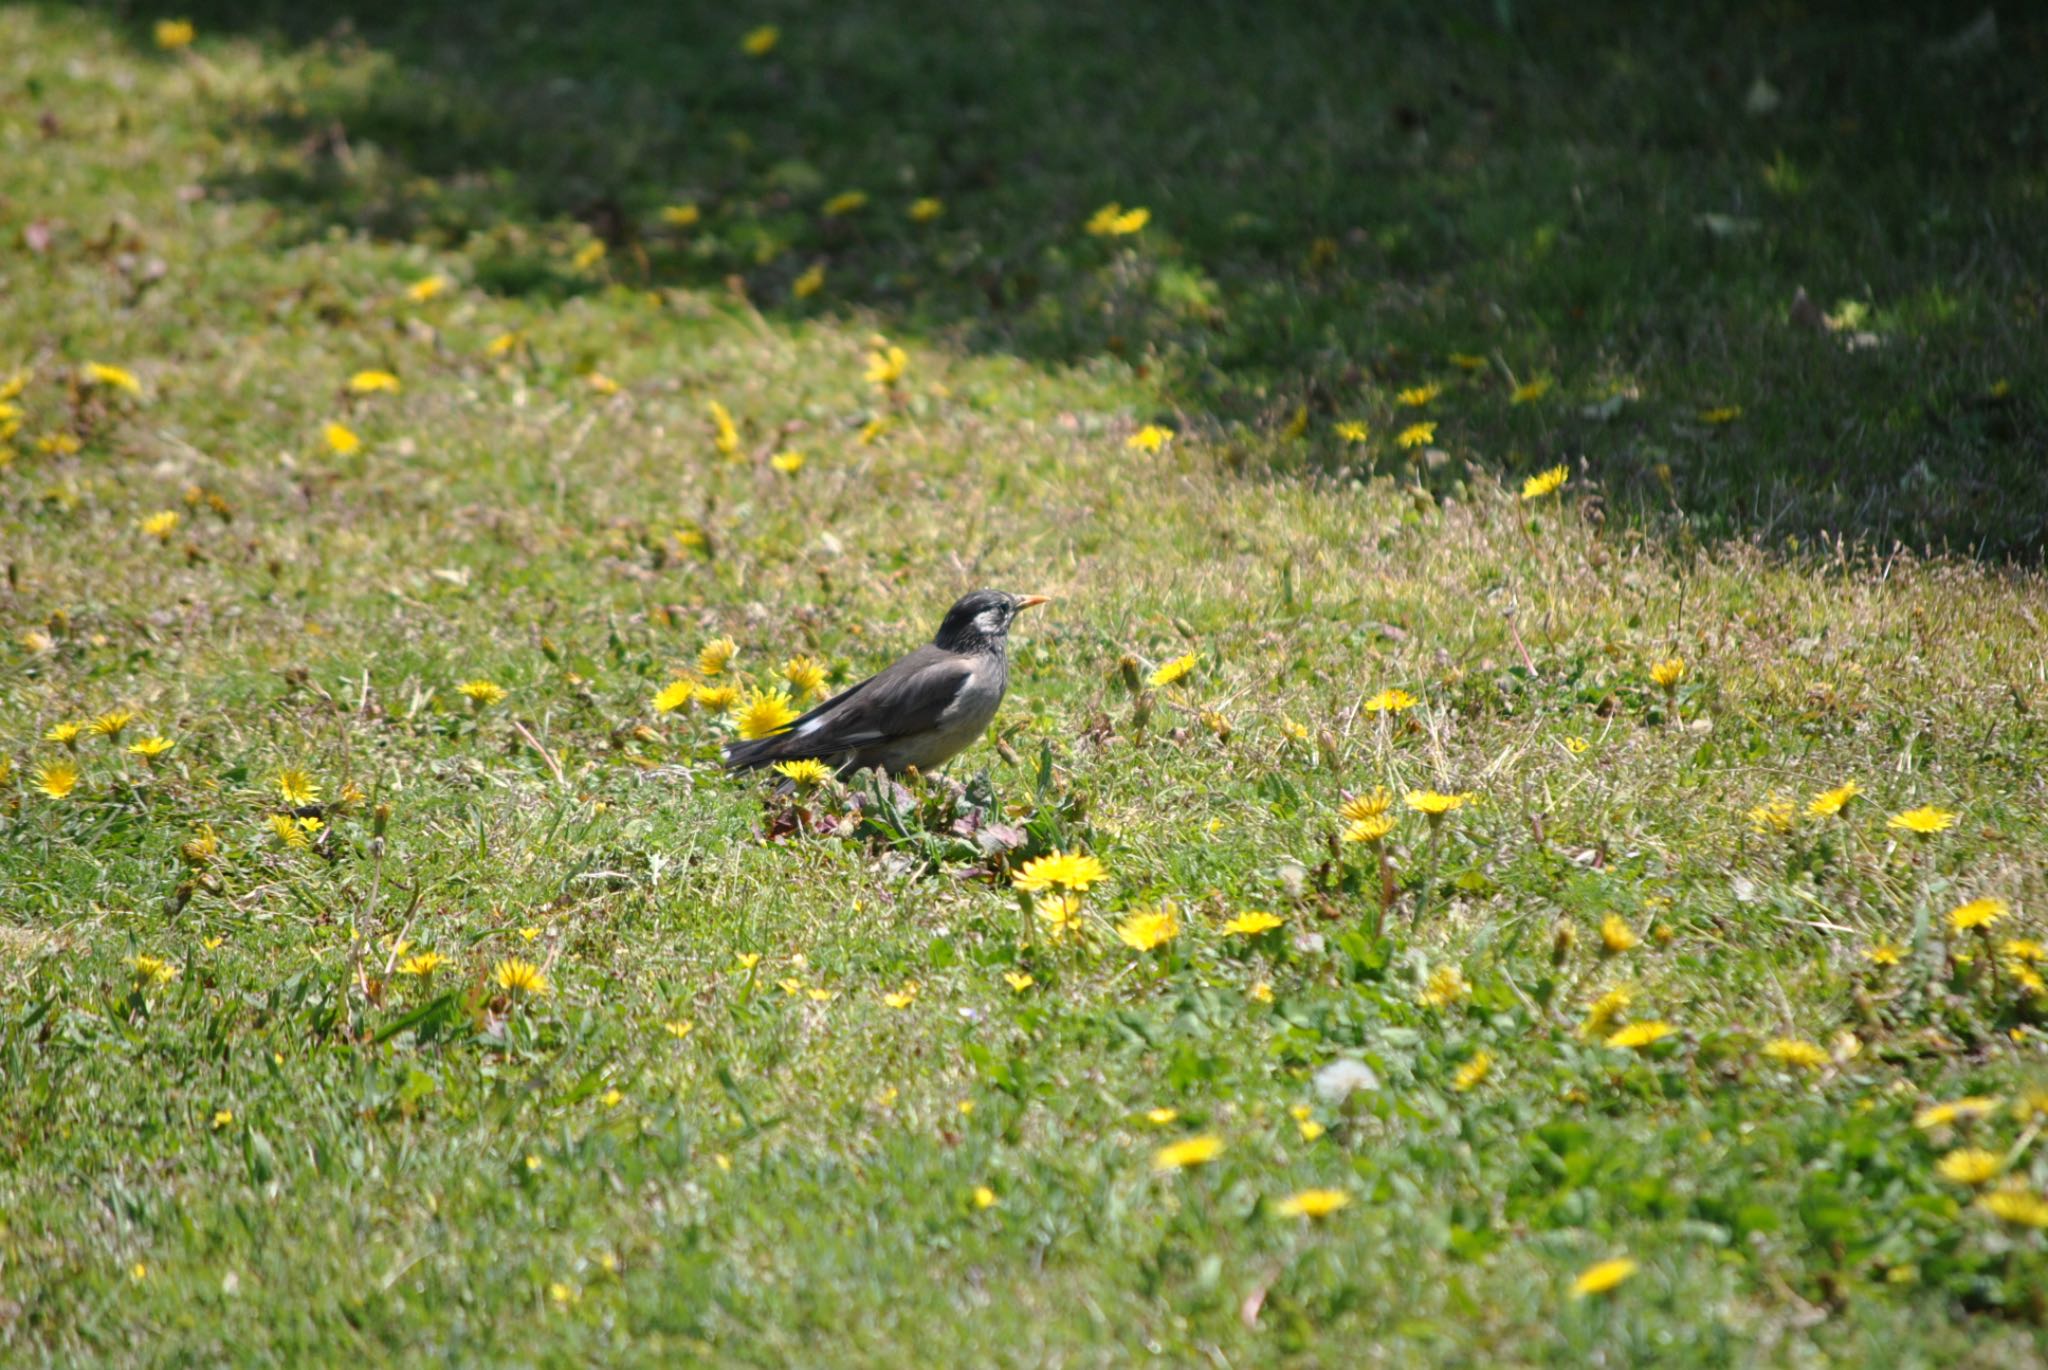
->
[[5, 3, 2048, 1365], [54, 0, 2048, 554]]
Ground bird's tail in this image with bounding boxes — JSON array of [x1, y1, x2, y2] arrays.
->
[[722, 732, 802, 772]]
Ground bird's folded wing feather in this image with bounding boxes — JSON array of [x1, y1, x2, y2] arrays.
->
[[789, 647, 971, 745]]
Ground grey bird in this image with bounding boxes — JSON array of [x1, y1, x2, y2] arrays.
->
[[723, 589, 1049, 777]]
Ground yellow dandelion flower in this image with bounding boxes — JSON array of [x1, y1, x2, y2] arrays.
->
[[863, 343, 909, 387], [126, 736, 175, 760], [1335, 420, 1369, 442], [1396, 421, 1436, 449], [908, 197, 944, 222], [882, 982, 919, 1010], [571, 240, 607, 272], [971, 1185, 997, 1210], [1117, 905, 1181, 952], [406, 275, 449, 303], [457, 679, 508, 707], [697, 636, 738, 676], [1143, 1107, 1180, 1126], [1865, 941, 1902, 966], [347, 369, 401, 394], [664, 1018, 694, 1039], [1034, 893, 1086, 943], [772, 758, 832, 787], [1003, 971, 1034, 992], [132, 954, 178, 986], [1148, 653, 1197, 688], [1280, 405, 1309, 441], [34, 760, 79, 799], [139, 510, 181, 541], [822, 190, 868, 217], [741, 25, 779, 56], [1888, 806, 1957, 835], [661, 204, 701, 227], [1152, 1135, 1223, 1171], [1980, 1188, 2048, 1229], [1936, 1147, 2002, 1186], [1085, 203, 1149, 236], [1649, 658, 1686, 690], [1570, 1257, 1638, 1299], [494, 958, 549, 996], [770, 450, 805, 474], [781, 655, 829, 697], [709, 401, 741, 458], [1340, 788, 1393, 823], [154, 18, 195, 49], [791, 263, 826, 299], [212, 1109, 233, 1128], [585, 372, 621, 396], [1396, 383, 1441, 407], [1579, 986, 1634, 1038], [1273, 1188, 1350, 1220], [2002, 939, 2047, 965], [1404, 789, 1473, 816], [1948, 898, 2009, 932], [1606, 1021, 1674, 1050], [1511, 376, 1554, 405], [398, 951, 447, 976], [1762, 1038, 1829, 1071], [1013, 850, 1109, 892], [1448, 352, 1487, 371], [39, 433, 82, 456], [266, 813, 310, 848], [857, 416, 890, 444], [1222, 910, 1283, 937], [1250, 981, 1274, 1004], [323, 422, 361, 455], [1126, 424, 1173, 453], [1915, 1097, 2001, 1129], [1452, 1051, 1494, 1092], [1418, 965, 1471, 1008], [730, 688, 799, 741], [693, 683, 739, 711], [1698, 405, 1742, 424], [1362, 687, 1418, 714], [1341, 813, 1396, 844], [1805, 781, 1860, 817], [652, 680, 694, 713], [1600, 914, 1640, 955], [88, 710, 134, 740], [1746, 795, 1796, 833], [84, 362, 142, 394], [486, 331, 525, 358], [275, 768, 319, 806], [1520, 465, 1569, 500]]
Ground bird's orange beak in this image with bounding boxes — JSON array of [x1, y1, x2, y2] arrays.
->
[[1016, 594, 1052, 610]]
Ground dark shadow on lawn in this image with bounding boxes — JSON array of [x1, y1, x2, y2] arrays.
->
[[71, 0, 2048, 557]]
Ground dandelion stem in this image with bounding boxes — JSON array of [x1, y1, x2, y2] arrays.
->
[[1413, 819, 1445, 928]]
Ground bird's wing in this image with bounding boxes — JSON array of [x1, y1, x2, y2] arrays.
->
[[783, 645, 973, 748]]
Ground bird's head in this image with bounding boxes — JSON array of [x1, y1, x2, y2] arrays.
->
[[934, 589, 1050, 651]]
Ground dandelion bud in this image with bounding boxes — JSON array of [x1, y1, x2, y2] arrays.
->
[[1551, 920, 1576, 967], [1117, 655, 1142, 693], [372, 803, 391, 837], [1317, 729, 1341, 769]]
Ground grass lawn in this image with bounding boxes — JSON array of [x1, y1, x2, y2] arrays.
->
[[4, 1, 2048, 1362]]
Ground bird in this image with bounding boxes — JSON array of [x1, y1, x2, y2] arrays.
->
[[723, 589, 1049, 777]]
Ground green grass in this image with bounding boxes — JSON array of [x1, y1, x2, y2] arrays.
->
[[4, 2, 2048, 1363]]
